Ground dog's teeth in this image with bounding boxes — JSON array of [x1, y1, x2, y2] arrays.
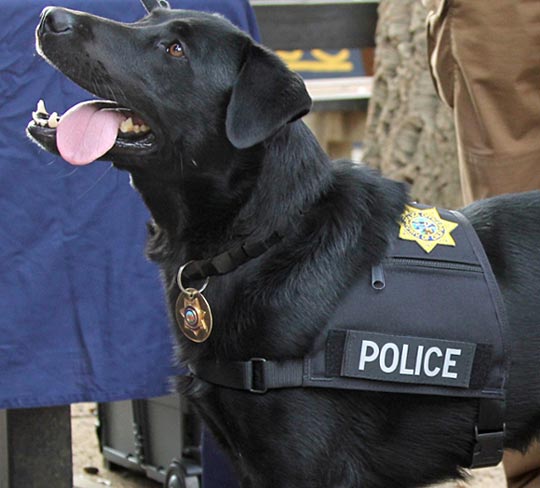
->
[[119, 118, 150, 135], [120, 117, 134, 133], [36, 99, 48, 115], [32, 110, 50, 123], [48, 112, 60, 128]]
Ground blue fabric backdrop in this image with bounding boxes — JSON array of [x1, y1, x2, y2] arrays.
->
[[0, 0, 258, 410]]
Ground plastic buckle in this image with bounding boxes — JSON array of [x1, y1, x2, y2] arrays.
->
[[471, 424, 505, 468], [249, 358, 268, 394]]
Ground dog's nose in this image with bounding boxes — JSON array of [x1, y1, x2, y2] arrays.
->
[[40, 7, 76, 34]]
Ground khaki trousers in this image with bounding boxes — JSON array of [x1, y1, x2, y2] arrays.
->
[[427, 0, 540, 205], [426, 1, 540, 486], [504, 442, 540, 488]]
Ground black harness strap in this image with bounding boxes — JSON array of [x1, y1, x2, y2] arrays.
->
[[471, 398, 505, 468], [190, 356, 506, 468], [183, 231, 284, 281], [190, 358, 304, 394]]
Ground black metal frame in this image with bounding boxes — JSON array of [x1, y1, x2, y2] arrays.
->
[[97, 395, 202, 485], [140, 0, 170, 13]]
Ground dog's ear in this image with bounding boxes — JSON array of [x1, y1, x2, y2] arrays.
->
[[226, 44, 312, 149]]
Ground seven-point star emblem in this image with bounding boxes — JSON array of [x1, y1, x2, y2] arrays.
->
[[399, 205, 458, 253]]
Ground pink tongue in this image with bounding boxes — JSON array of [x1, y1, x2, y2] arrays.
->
[[56, 102, 125, 165]]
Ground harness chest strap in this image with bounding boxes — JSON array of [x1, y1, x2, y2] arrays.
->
[[190, 329, 492, 394], [189, 356, 304, 394], [189, 349, 505, 469]]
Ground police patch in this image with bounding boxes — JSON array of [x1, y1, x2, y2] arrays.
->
[[399, 205, 458, 253], [341, 331, 477, 388]]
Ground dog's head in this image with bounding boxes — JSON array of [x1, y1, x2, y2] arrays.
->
[[27, 6, 312, 169]]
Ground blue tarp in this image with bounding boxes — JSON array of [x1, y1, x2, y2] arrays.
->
[[0, 0, 259, 409]]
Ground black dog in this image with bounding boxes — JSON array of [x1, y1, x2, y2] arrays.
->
[[28, 6, 540, 487]]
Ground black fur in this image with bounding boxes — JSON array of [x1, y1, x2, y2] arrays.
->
[[31, 7, 540, 487]]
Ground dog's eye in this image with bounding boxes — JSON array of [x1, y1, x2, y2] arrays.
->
[[167, 42, 185, 58]]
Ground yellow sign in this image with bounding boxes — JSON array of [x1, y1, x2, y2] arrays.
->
[[276, 49, 354, 72], [399, 205, 458, 253]]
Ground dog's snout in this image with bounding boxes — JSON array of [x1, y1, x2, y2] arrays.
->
[[40, 7, 77, 35]]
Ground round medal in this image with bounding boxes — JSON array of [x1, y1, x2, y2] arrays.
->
[[175, 288, 213, 343]]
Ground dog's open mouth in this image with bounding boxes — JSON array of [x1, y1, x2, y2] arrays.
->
[[27, 99, 157, 165]]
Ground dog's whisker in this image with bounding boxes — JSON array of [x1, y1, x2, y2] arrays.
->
[[57, 167, 79, 178], [114, 84, 128, 104], [179, 154, 185, 176], [77, 164, 114, 199]]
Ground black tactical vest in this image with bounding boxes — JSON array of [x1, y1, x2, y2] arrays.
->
[[189, 205, 510, 468]]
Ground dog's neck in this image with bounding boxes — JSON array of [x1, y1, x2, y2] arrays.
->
[[128, 120, 407, 360], [234, 122, 333, 238], [130, 121, 333, 260]]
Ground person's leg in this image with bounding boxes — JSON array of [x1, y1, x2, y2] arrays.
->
[[504, 442, 540, 488], [427, 0, 540, 205], [426, 1, 540, 486]]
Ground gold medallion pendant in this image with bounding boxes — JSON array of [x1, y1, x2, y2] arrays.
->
[[175, 261, 213, 343], [175, 288, 213, 343]]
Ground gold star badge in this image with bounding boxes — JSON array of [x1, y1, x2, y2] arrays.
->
[[175, 289, 213, 343], [399, 205, 458, 253]]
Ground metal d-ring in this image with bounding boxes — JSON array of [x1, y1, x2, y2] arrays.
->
[[176, 261, 209, 295]]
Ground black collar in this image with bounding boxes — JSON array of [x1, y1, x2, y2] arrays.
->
[[182, 230, 284, 281]]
